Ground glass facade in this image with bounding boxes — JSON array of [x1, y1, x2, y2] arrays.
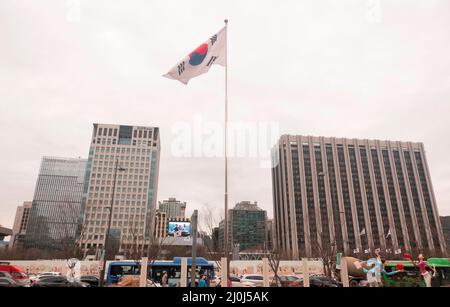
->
[[221, 202, 267, 252], [337, 145, 356, 251], [24, 157, 87, 251], [370, 149, 391, 243], [290, 144, 305, 253], [382, 149, 404, 246], [360, 147, 380, 246], [303, 144, 316, 245], [315, 144, 330, 245], [326, 145, 344, 252], [404, 150, 428, 248], [348, 146, 367, 248], [415, 151, 440, 245]]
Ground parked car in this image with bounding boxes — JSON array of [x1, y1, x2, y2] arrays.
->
[[230, 275, 256, 287], [0, 271, 13, 279], [30, 272, 62, 282], [278, 275, 302, 287], [240, 274, 264, 287], [30, 274, 57, 283], [0, 276, 25, 287], [38, 272, 62, 278], [78, 275, 99, 287], [210, 275, 256, 288], [0, 262, 30, 286], [32, 276, 90, 287], [308, 275, 342, 287]]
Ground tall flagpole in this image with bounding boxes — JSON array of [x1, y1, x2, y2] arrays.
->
[[223, 18, 230, 283]]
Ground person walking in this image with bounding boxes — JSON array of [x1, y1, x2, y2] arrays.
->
[[198, 275, 208, 287], [409, 254, 436, 287], [161, 271, 168, 287]]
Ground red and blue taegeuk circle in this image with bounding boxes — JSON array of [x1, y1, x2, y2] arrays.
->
[[189, 43, 208, 66]]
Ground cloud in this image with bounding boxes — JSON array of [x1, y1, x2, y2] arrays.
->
[[1, 0, 450, 229]]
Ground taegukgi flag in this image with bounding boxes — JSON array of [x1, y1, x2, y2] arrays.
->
[[164, 26, 227, 84]]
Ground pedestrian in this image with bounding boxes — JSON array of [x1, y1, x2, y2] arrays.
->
[[409, 254, 436, 287], [198, 274, 208, 287], [161, 271, 168, 287]]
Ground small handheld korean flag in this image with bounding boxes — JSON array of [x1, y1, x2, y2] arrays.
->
[[164, 26, 227, 84]]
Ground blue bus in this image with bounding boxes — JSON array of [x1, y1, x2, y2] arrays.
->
[[106, 257, 215, 286]]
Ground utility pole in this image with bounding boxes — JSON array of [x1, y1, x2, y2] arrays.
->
[[98, 159, 126, 287], [191, 210, 198, 287], [223, 18, 230, 283]]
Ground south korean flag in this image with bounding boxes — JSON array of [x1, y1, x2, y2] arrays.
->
[[164, 26, 227, 85]]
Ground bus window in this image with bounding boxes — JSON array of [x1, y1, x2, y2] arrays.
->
[[187, 267, 202, 279], [110, 265, 136, 278], [151, 267, 165, 282], [168, 267, 180, 279]]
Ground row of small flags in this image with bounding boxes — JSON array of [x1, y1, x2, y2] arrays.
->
[[353, 248, 403, 255], [359, 228, 392, 238], [356, 228, 399, 254]]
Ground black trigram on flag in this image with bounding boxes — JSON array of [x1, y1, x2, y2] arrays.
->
[[210, 34, 217, 46], [163, 26, 226, 85], [206, 56, 218, 67], [178, 61, 185, 75]]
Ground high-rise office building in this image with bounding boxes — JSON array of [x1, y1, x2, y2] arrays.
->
[[153, 210, 168, 239], [440, 216, 450, 255], [79, 124, 160, 256], [24, 157, 87, 251], [212, 227, 220, 251], [158, 198, 186, 219], [271, 135, 447, 258], [219, 201, 267, 252], [10, 201, 32, 247], [266, 219, 274, 251]]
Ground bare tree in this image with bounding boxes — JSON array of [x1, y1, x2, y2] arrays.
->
[[198, 204, 225, 280], [147, 235, 169, 266], [122, 215, 143, 260], [263, 246, 289, 287], [310, 232, 337, 278]]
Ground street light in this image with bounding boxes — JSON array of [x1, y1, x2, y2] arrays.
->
[[99, 159, 126, 287]]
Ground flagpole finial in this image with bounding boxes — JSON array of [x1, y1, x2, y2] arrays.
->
[[224, 19, 228, 25]]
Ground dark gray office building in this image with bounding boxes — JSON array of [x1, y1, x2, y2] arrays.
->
[[271, 135, 447, 258]]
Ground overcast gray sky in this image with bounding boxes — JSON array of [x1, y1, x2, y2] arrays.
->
[[1, 0, 450, 229]]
